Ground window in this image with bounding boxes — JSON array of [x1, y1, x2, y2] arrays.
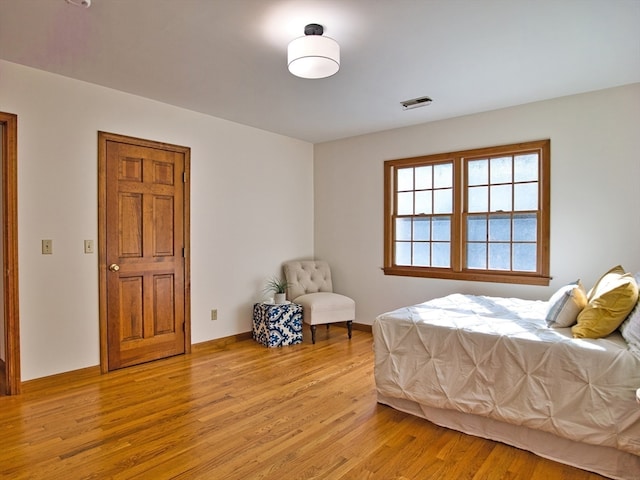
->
[[383, 140, 550, 285]]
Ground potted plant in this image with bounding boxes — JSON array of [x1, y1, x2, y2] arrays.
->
[[265, 277, 290, 304]]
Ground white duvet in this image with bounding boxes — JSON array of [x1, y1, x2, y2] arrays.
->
[[373, 294, 640, 456]]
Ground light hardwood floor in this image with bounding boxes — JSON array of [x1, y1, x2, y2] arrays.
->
[[0, 328, 606, 480]]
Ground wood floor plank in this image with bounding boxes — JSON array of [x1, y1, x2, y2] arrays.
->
[[0, 329, 608, 479]]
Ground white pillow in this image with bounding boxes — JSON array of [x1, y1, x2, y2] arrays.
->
[[619, 272, 640, 355], [545, 280, 587, 328]]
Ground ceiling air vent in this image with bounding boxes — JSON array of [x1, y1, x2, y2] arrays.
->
[[401, 96, 433, 110]]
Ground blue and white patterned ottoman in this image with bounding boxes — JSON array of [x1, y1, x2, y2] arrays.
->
[[252, 302, 303, 347]]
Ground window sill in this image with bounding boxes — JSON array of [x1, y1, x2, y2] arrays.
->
[[382, 266, 551, 286]]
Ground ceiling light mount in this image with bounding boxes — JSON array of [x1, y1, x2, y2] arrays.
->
[[288, 23, 340, 79], [304, 23, 324, 36]]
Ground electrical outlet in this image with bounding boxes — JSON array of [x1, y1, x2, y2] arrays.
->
[[211, 309, 217, 321], [42, 239, 53, 255]]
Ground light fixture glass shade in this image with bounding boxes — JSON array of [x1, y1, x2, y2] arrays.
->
[[288, 35, 340, 79]]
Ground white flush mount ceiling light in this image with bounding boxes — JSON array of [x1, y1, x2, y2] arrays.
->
[[288, 24, 340, 79]]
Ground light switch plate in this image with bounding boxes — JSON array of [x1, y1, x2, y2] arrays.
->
[[42, 239, 52, 254], [84, 239, 94, 254]]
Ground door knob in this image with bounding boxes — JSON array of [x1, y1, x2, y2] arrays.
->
[[109, 263, 120, 272]]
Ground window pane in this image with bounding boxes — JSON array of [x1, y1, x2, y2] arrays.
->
[[395, 242, 411, 265], [415, 191, 432, 214], [467, 159, 488, 186], [489, 243, 511, 270], [395, 217, 412, 241], [514, 154, 538, 182], [432, 216, 451, 241], [490, 184, 512, 211], [432, 242, 450, 267], [384, 140, 549, 284], [433, 188, 452, 214], [434, 163, 453, 188], [413, 242, 430, 266], [514, 183, 538, 211], [415, 166, 432, 189], [414, 218, 431, 241], [468, 186, 488, 213], [467, 215, 487, 241], [467, 243, 487, 269], [397, 168, 413, 191], [489, 215, 511, 241], [513, 243, 537, 271], [513, 214, 536, 241], [397, 192, 413, 215], [490, 156, 512, 183]]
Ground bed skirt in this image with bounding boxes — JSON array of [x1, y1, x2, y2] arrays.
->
[[377, 393, 640, 480]]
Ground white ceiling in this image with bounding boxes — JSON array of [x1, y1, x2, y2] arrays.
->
[[1, 0, 639, 143]]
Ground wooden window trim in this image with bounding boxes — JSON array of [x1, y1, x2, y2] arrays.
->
[[383, 140, 551, 286]]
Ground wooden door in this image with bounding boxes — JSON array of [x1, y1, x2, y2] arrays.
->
[[98, 132, 190, 372], [0, 112, 20, 395]]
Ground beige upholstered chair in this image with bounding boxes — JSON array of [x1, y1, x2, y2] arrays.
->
[[283, 260, 355, 344]]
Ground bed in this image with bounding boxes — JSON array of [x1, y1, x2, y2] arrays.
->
[[373, 290, 640, 480]]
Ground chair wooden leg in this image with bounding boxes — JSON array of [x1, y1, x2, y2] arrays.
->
[[347, 320, 353, 339], [311, 325, 317, 344]]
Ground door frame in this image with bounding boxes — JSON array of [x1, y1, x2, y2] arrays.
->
[[1, 112, 20, 395], [97, 131, 191, 373]]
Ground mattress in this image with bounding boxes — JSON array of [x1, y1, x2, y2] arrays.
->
[[373, 294, 640, 458]]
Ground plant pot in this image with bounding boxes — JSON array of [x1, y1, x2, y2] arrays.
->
[[274, 293, 286, 304]]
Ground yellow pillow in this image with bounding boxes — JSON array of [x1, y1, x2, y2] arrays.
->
[[586, 265, 625, 301], [572, 266, 639, 339]]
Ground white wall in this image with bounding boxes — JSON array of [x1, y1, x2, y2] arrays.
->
[[0, 60, 314, 380], [314, 84, 640, 325], [2, 58, 638, 380]]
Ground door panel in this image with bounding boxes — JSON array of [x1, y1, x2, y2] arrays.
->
[[120, 193, 143, 256], [153, 196, 174, 255], [154, 274, 175, 334], [99, 133, 190, 372], [118, 276, 143, 341]]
